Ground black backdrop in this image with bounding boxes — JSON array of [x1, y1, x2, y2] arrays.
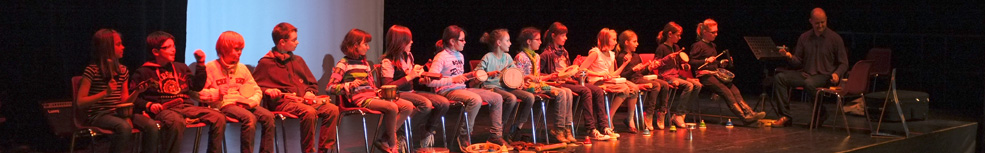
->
[[383, 1, 983, 117], [0, 1, 187, 151], [0, 1, 983, 152]]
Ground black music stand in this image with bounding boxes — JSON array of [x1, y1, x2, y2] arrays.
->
[[744, 36, 788, 112]]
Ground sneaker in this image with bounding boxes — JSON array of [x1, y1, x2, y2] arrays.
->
[[603, 128, 620, 139], [642, 128, 651, 136], [420, 131, 436, 148], [590, 129, 611, 141], [550, 128, 571, 143]]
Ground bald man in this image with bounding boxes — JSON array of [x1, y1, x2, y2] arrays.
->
[[771, 8, 849, 128]]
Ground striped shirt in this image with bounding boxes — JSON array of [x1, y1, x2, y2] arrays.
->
[[82, 64, 129, 121], [327, 57, 377, 105]]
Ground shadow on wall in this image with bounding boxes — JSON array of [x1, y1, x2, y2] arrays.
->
[[318, 54, 336, 95]]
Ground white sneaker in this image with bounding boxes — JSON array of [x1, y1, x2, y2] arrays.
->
[[591, 129, 611, 141], [603, 128, 620, 139]]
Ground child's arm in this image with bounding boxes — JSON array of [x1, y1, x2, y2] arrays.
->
[[425, 57, 454, 87], [326, 61, 351, 95], [197, 65, 220, 105], [76, 77, 109, 109], [241, 65, 262, 108]]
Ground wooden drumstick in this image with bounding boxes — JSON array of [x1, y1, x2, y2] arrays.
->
[[697, 49, 728, 69]]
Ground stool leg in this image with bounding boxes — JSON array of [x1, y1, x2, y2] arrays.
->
[[335, 116, 343, 153], [464, 112, 472, 144], [405, 117, 412, 153], [70, 133, 77, 153], [604, 92, 613, 130], [196, 125, 203, 153], [540, 99, 549, 144], [529, 105, 537, 144], [361, 115, 371, 153], [837, 94, 851, 135], [637, 92, 645, 131], [441, 115, 448, 148]]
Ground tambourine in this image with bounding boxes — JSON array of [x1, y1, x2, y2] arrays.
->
[[377, 85, 399, 101], [714, 68, 736, 84], [643, 74, 659, 81], [500, 68, 524, 89], [416, 147, 450, 153], [303, 95, 331, 105], [557, 65, 580, 78]]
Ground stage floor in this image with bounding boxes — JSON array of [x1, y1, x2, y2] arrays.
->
[[182, 92, 976, 153]]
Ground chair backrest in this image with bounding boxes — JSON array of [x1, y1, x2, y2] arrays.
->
[[639, 53, 655, 63], [71, 76, 84, 129], [865, 48, 892, 76], [469, 60, 481, 71], [844, 60, 874, 95]]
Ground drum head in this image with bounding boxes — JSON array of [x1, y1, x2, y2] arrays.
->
[[501, 68, 524, 89], [678, 52, 689, 62], [474, 70, 488, 82]]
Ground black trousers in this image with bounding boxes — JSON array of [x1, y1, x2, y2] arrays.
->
[[772, 71, 832, 120]]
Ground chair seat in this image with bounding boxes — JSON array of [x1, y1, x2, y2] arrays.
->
[[340, 107, 383, 115], [226, 116, 240, 123], [271, 111, 299, 119], [83, 125, 140, 135], [186, 122, 207, 128], [817, 87, 853, 96]]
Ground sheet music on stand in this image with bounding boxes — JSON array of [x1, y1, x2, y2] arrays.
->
[[744, 36, 787, 60], [748, 36, 790, 112]]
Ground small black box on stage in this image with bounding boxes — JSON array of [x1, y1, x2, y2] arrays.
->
[[865, 90, 929, 122], [42, 99, 76, 136]]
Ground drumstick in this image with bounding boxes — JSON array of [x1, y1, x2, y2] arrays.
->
[[697, 49, 729, 69]]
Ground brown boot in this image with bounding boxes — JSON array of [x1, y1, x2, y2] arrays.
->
[[550, 128, 571, 143], [670, 114, 686, 128], [655, 111, 667, 130]]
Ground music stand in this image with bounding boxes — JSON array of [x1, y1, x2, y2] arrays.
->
[[744, 36, 787, 112], [744, 36, 786, 60]]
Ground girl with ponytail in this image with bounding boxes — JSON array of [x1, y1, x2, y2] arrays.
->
[[654, 21, 703, 129]]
